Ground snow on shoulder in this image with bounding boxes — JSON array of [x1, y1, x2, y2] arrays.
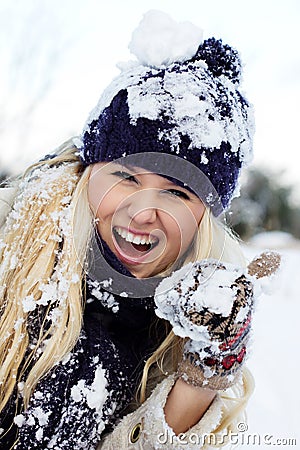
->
[[128, 10, 203, 68]]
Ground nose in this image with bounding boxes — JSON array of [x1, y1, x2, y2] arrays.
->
[[127, 190, 158, 225]]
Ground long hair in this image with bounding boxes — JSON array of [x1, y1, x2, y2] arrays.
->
[[0, 142, 253, 445], [0, 142, 92, 411]]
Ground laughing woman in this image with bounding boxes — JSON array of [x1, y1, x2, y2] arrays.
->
[[0, 10, 279, 450]]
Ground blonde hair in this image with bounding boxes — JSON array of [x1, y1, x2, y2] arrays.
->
[[0, 142, 92, 412], [0, 142, 253, 445]]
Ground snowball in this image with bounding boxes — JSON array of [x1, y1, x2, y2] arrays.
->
[[14, 414, 25, 427], [71, 382, 83, 402], [36, 428, 43, 441], [100, 278, 113, 288], [38, 282, 57, 306], [22, 295, 36, 313], [155, 261, 194, 297], [155, 259, 245, 341], [31, 407, 51, 426], [119, 292, 128, 297], [235, 305, 250, 323], [9, 254, 19, 270], [14, 318, 24, 330], [17, 381, 25, 395], [71, 365, 109, 415], [33, 391, 43, 400], [26, 416, 35, 426], [71, 274, 80, 283], [86, 366, 108, 410], [128, 10, 203, 68]]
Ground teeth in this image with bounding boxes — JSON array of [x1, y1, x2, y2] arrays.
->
[[126, 232, 134, 243], [120, 229, 127, 239], [114, 227, 157, 245]]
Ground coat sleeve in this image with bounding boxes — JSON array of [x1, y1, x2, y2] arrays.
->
[[97, 375, 223, 450]]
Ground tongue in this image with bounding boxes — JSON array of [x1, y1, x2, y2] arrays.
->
[[116, 234, 151, 257], [132, 243, 150, 252]]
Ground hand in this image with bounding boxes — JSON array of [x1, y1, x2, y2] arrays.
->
[[155, 252, 280, 390]]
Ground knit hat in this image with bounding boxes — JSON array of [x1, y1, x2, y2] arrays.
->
[[79, 10, 254, 215]]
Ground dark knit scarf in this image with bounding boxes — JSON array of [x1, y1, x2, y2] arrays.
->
[[0, 236, 161, 450]]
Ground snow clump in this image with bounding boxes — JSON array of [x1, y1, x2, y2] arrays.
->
[[154, 259, 245, 341], [128, 10, 203, 68]]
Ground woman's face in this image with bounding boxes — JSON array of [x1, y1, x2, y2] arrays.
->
[[88, 162, 205, 278]]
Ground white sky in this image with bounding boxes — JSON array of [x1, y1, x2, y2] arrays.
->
[[1, 0, 300, 201]]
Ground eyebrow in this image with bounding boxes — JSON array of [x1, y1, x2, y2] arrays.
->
[[117, 163, 188, 185]]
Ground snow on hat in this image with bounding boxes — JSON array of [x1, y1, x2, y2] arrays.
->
[[80, 10, 254, 214]]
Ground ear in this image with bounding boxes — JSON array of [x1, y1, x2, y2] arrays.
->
[[247, 251, 281, 279]]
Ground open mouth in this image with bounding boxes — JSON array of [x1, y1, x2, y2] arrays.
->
[[112, 226, 159, 258]]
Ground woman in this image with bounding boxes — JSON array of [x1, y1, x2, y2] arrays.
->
[[0, 10, 279, 450]]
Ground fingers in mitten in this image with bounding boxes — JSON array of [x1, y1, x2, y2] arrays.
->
[[247, 251, 281, 279]]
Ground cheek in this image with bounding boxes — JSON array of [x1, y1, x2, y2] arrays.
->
[[179, 220, 198, 251], [88, 173, 107, 216], [164, 218, 182, 242], [171, 203, 204, 232], [164, 203, 204, 250], [88, 178, 120, 221], [161, 211, 196, 249]]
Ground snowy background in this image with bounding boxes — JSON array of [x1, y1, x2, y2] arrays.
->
[[244, 233, 300, 449], [1, 0, 299, 447], [0, 0, 300, 202]]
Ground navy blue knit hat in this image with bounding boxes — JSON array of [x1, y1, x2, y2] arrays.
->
[[80, 10, 254, 215]]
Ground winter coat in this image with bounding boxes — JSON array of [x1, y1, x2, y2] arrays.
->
[[98, 375, 223, 450]]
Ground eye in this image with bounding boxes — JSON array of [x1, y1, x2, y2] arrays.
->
[[112, 170, 139, 184], [164, 189, 190, 200]]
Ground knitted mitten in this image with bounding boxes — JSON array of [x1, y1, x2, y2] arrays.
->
[[154, 252, 280, 390]]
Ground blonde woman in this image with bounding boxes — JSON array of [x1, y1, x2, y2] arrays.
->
[[0, 10, 279, 450]]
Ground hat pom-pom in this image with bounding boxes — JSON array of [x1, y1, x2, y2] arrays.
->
[[194, 37, 242, 84], [128, 9, 203, 69]]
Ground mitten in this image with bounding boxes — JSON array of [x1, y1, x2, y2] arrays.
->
[[154, 252, 281, 390]]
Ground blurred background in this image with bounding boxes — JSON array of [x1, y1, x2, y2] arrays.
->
[[0, 0, 299, 447]]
